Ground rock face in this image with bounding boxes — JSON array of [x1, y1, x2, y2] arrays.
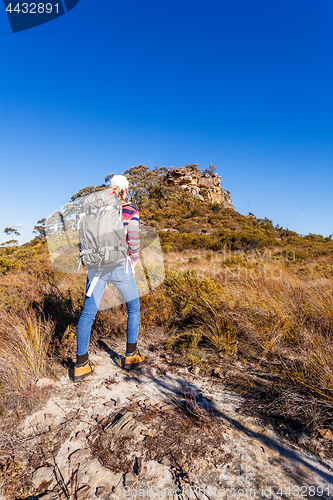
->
[[167, 166, 235, 209]]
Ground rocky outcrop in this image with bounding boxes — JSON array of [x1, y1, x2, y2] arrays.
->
[[167, 166, 235, 210]]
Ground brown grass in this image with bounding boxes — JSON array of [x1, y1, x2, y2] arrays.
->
[[0, 240, 333, 433], [0, 309, 54, 417], [163, 254, 333, 429]]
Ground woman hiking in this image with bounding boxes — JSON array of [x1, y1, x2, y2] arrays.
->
[[73, 175, 145, 382]]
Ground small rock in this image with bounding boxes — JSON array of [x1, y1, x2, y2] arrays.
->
[[159, 403, 171, 410], [96, 415, 104, 423], [75, 431, 87, 440], [116, 397, 121, 406], [76, 485, 91, 500], [32, 466, 54, 488], [44, 413, 53, 420], [191, 366, 200, 375], [212, 367, 222, 378], [104, 412, 142, 439], [36, 377, 55, 389], [104, 401, 116, 407], [69, 449, 90, 467], [157, 363, 168, 373], [95, 486, 105, 497], [124, 471, 137, 486]]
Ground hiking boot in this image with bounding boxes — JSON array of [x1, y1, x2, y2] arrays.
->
[[124, 349, 145, 370], [73, 360, 95, 382]]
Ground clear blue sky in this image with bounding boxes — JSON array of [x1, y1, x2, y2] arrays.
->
[[1, 0, 332, 244]]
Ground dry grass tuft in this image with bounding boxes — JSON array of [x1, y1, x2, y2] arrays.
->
[[0, 309, 54, 417], [164, 258, 333, 426]]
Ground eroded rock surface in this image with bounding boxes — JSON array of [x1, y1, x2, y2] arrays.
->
[[167, 166, 235, 209], [1, 342, 333, 500]]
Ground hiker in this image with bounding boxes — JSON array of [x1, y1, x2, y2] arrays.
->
[[74, 175, 145, 382]]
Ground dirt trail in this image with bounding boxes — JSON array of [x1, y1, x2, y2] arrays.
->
[[2, 343, 333, 500]]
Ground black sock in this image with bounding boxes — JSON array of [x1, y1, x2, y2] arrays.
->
[[126, 342, 137, 356], [76, 352, 88, 366]]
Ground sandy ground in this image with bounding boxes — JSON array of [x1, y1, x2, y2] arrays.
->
[[2, 341, 333, 500]]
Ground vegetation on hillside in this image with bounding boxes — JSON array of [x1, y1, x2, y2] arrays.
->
[[0, 164, 333, 456]]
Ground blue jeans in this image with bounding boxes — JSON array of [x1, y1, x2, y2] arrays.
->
[[77, 260, 140, 356]]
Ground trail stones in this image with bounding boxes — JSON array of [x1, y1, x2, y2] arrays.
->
[[104, 411, 142, 439], [36, 377, 55, 389], [143, 461, 173, 489], [157, 363, 168, 373], [191, 365, 200, 375], [75, 430, 87, 440], [103, 400, 116, 407], [124, 471, 137, 486], [212, 367, 222, 378], [95, 486, 105, 497], [69, 448, 90, 467], [32, 466, 54, 488]]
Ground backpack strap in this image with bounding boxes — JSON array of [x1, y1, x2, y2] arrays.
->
[[104, 245, 127, 262], [86, 269, 102, 298], [126, 256, 135, 276]]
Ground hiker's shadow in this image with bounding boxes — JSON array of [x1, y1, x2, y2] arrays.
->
[[97, 339, 125, 369], [62, 357, 75, 381]]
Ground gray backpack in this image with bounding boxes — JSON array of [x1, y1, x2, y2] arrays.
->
[[78, 188, 128, 296]]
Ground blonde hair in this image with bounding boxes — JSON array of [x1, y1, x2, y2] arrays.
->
[[112, 185, 127, 200], [109, 175, 129, 201]]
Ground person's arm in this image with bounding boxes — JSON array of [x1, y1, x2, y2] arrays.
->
[[123, 206, 140, 266]]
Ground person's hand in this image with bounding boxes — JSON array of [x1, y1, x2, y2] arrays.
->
[[129, 258, 138, 270]]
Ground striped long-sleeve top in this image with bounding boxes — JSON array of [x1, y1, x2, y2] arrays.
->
[[121, 203, 140, 264]]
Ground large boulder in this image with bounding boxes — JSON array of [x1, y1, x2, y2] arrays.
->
[[167, 166, 235, 209]]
